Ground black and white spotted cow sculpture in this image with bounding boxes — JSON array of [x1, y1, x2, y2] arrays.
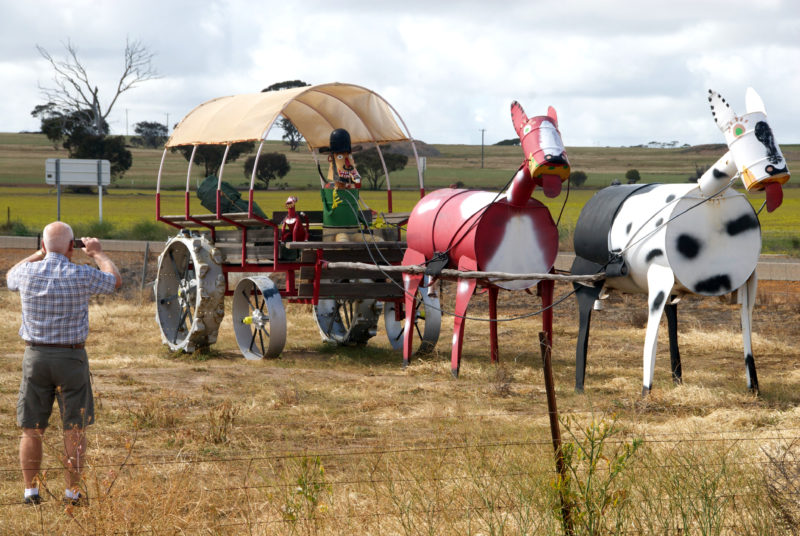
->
[[571, 88, 790, 396]]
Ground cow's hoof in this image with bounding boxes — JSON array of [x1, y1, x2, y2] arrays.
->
[[641, 386, 651, 397], [451, 368, 459, 379]]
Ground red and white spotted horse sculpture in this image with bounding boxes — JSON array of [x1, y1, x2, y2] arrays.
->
[[402, 101, 570, 376], [571, 88, 790, 395]]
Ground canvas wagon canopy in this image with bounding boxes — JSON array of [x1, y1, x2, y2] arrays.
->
[[165, 82, 412, 149]]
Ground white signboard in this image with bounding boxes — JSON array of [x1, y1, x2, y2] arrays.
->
[[45, 158, 111, 221], [45, 158, 110, 186]]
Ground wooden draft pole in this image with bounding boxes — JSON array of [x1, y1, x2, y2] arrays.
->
[[313, 259, 606, 284]]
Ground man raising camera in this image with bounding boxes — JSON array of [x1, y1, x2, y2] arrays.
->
[[6, 221, 122, 506]]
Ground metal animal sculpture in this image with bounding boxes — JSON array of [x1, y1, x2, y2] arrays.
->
[[402, 101, 570, 376], [571, 88, 790, 395], [280, 196, 309, 243]]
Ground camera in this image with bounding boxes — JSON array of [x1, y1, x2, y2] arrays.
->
[[73, 239, 85, 248]]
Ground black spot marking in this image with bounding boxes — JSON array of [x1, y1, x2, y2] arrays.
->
[[755, 121, 782, 165], [626, 222, 632, 234], [676, 234, 701, 259], [694, 274, 732, 294], [726, 214, 759, 236], [655, 218, 663, 227], [645, 249, 664, 262], [712, 168, 728, 179], [651, 290, 665, 313], [666, 194, 675, 202]]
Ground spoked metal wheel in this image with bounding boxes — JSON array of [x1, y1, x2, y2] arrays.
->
[[313, 281, 381, 345], [155, 234, 225, 352], [232, 276, 287, 359], [384, 277, 441, 355]]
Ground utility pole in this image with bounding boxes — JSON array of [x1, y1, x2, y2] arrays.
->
[[480, 128, 486, 168], [165, 113, 170, 134], [126, 109, 129, 137]]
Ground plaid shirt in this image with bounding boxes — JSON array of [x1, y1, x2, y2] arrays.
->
[[6, 252, 117, 344]]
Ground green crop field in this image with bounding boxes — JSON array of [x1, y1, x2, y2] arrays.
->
[[3, 132, 799, 190], [1, 133, 798, 253]]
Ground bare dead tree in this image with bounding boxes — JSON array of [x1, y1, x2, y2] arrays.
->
[[36, 38, 159, 135]]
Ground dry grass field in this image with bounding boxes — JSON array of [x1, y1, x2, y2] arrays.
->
[[2, 249, 800, 534]]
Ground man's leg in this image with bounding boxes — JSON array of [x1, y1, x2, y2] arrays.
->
[[20, 428, 44, 489], [63, 426, 86, 492]]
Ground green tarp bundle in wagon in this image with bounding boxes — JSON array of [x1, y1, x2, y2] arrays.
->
[[197, 175, 267, 219]]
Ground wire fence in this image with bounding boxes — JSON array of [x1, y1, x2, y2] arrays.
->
[[1, 426, 799, 481]]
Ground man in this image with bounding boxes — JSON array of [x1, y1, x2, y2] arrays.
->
[[6, 221, 122, 506]]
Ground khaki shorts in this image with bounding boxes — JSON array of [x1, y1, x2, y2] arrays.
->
[[17, 346, 94, 429]]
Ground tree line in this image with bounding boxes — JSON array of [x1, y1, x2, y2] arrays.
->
[[31, 42, 406, 191]]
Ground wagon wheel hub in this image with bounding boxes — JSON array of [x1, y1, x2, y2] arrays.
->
[[232, 276, 287, 360], [154, 235, 225, 353]]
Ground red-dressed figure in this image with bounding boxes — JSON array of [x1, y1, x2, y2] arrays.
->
[[280, 196, 309, 243]]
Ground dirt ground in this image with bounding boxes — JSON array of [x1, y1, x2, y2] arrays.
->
[[2, 245, 800, 367], [2, 246, 800, 534], [2, 244, 799, 416]]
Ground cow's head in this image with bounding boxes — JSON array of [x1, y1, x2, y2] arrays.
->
[[709, 88, 789, 211], [511, 101, 570, 198]]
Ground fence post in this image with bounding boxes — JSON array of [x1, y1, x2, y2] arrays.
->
[[141, 242, 150, 291], [539, 332, 573, 535]]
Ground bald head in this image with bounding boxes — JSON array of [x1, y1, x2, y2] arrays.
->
[[42, 221, 74, 254]]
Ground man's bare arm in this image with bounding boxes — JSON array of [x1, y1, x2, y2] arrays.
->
[[82, 238, 123, 289]]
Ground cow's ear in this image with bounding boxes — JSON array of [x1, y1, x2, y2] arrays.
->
[[708, 89, 737, 132], [745, 87, 766, 115], [547, 106, 558, 127]]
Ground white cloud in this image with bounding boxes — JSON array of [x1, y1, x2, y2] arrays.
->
[[0, 0, 798, 147]]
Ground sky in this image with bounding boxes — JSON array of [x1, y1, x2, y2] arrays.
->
[[1, 0, 798, 147]]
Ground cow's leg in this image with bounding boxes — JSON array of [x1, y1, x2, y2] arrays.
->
[[401, 249, 427, 368], [739, 270, 759, 393], [574, 282, 603, 393], [664, 300, 682, 385], [571, 257, 605, 393], [488, 286, 499, 363], [642, 264, 675, 396], [451, 257, 478, 378]]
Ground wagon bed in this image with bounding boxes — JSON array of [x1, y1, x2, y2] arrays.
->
[[153, 83, 439, 361]]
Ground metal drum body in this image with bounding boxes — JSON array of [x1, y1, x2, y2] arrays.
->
[[604, 184, 761, 296], [406, 189, 559, 290]]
